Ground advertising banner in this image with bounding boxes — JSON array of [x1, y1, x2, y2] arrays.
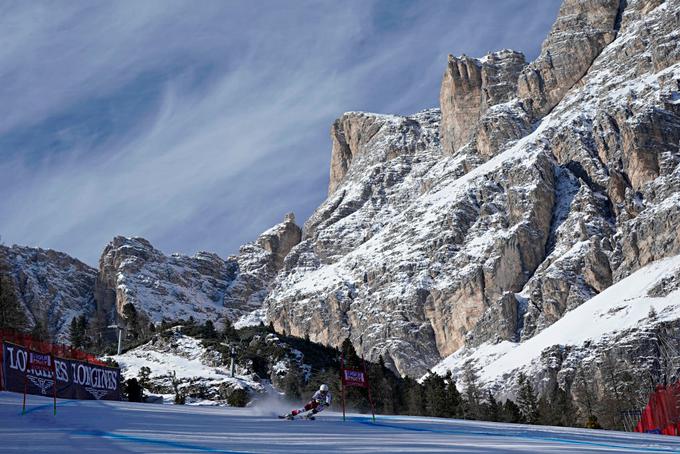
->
[[2, 342, 120, 401], [342, 368, 368, 388]]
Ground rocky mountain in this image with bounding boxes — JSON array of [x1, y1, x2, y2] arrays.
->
[[0, 244, 96, 342], [95, 213, 301, 332], [265, 0, 680, 392], [1, 213, 301, 341]]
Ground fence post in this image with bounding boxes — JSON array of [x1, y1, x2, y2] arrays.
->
[[340, 353, 346, 422], [50, 352, 57, 416], [362, 355, 376, 423], [0, 330, 4, 391]]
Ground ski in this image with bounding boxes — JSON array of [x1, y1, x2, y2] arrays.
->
[[278, 413, 315, 420]]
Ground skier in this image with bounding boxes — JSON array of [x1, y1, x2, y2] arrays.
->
[[281, 384, 332, 420]]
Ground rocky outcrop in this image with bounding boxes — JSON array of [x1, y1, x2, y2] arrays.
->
[[255, 213, 302, 270], [308, 110, 441, 259], [328, 111, 439, 196], [110, 328, 265, 405], [440, 50, 526, 155], [226, 214, 302, 313], [0, 245, 96, 341], [517, 0, 623, 119], [434, 254, 680, 430]]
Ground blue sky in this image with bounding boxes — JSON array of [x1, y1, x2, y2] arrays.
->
[[0, 0, 561, 265]]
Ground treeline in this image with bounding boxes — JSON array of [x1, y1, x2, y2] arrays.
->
[[281, 338, 591, 428]]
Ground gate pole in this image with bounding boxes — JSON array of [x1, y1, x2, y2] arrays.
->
[[341, 353, 346, 422]]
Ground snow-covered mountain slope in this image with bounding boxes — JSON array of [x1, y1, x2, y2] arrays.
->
[[110, 328, 264, 404], [432, 254, 680, 392], [266, 0, 680, 380], [0, 244, 96, 341], [5, 392, 680, 453]]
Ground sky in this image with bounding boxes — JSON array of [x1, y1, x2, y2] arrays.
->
[[0, 0, 562, 266]]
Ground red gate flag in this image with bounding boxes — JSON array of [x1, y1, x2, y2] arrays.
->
[[29, 352, 52, 370], [339, 352, 375, 422], [342, 368, 368, 388]]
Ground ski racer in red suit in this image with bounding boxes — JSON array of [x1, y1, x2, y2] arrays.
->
[[284, 384, 332, 419]]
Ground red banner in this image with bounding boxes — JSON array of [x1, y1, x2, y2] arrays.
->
[[636, 383, 680, 435], [342, 368, 368, 388]]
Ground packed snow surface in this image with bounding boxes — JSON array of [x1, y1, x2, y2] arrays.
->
[[3, 392, 680, 453]]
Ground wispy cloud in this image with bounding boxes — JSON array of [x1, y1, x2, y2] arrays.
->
[[0, 0, 561, 265]]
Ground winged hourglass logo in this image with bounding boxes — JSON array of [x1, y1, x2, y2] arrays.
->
[[85, 387, 110, 400], [28, 375, 54, 395]]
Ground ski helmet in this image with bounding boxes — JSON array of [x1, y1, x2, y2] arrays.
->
[[319, 384, 329, 392]]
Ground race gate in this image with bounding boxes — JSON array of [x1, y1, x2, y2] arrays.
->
[[340, 353, 375, 422], [23, 350, 57, 415]]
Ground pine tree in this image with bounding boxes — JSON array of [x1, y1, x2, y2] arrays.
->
[[138, 366, 152, 390], [598, 352, 630, 429], [572, 368, 597, 425], [485, 391, 501, 422], [282, 361, 303, 401], [516, 373, 539, 424], [69, 316, 85, 348], [462, 361, 482, 420], [221, 318, 237, 340], [585, 415, 603, 429], [79, 315, 90, 347], [0, 254, 27, 331], [403, 376, 425, 416], [502, 399, 523, 423], [443, 371, 463, 418], [373, 356, 396, 414], [89, 303, 111, 352], [553, 385, 578, 427], [171, 370, 185, 404], [126, 378, 143, 402], [423, 372, 448, 417], [30, 319, 50, 341], [341, 338, 361, 368], [203, 320, 217, 339]]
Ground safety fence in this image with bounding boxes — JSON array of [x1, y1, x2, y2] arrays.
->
[[0, 329, 120, 402], [635, 383, 680, 435], [0, 329, 107, 369]]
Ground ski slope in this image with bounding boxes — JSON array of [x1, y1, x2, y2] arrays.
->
[[2, 392, 680, 453]]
